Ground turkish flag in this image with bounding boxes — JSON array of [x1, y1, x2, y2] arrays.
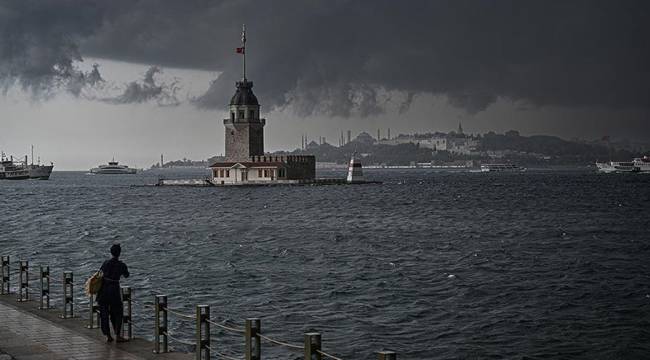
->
[[236, 47, 245, 54]]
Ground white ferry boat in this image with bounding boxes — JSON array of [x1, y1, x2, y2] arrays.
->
[[596, 156, 650, 173], [480, 163, 525, 172], [90, 160, 137, 174], [596, 161, 636, 173]]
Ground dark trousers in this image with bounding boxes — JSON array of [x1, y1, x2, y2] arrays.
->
[[99, 300, 123, 337]]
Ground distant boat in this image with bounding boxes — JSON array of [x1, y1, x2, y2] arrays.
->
[[0, 158, 30, 180], [27, 163, 54, 180], [596, 156, 650, 173], [480, 163, 525, 172], [90, 160, 137, 174], [27, 145, 54, 179], [0, 150, 53, 180], [633, 156, 650, 172], [596, 161, 635, 173]]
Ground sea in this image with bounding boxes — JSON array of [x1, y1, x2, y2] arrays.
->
[[1, 168, 649, 359]]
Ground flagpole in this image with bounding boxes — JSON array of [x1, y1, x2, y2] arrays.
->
[[242, 24, 246, 81]]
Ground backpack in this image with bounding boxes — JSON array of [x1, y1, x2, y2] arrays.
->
[[84, 270, 103, 296]]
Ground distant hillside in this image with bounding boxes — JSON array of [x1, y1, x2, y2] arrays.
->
[[479, 132, 639, 163], [150, 158, 209, 168], [171, 131, 649, 168], [274, 131, 648, 166]]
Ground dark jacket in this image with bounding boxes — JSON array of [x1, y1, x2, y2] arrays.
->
[[97, 257, 129, 304]]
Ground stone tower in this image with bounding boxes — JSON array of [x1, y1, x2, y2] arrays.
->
[[223, 80, 266, 161]]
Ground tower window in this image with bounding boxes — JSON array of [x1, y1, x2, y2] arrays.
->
[[239, 111, 244, 119], [230, 112, 234, 121], [249, 110, 255, 119]]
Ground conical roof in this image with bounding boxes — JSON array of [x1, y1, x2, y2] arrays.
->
[[230, 80, 259, 106]]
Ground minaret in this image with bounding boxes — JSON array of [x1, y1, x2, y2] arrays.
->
[[224, 25, 265, 162], [458, 122, 464, 135]]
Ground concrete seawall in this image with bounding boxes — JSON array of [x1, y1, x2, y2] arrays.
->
[[0, 294, 190, 360]]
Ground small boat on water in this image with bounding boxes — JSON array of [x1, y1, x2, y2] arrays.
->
[[480, 163, 525, 172], [90, 159, 137, 174]]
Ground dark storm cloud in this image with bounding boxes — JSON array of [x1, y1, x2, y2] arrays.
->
[[2, 0, 650, 114], [0, 0, 175, 104], [105, 66, 180, 106], [0, 1, 106, 97]]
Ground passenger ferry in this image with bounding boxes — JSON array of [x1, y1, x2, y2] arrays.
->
[[90, 159, 137, 174], [480, 163, 525, 172], [0, 156, 30, 180], [595, 161, 636, 173], [596, 156, 650, 173], [0, 148, 54, 180]]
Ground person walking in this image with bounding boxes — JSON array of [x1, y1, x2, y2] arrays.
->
[[97, 243, 130, 343]]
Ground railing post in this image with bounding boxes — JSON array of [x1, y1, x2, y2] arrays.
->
[[154, 295, 168, 353], [122, 287, 133, 340], [86, 293, 100, 328], [1, 256, 9, 294], [245, 318, 261, 360], [17, 260, 28, 302], [60, 271, 74, 319], [304, 332, 322, 360], [378, 351, 397, 360], [39, 266, 50, 309], [196, 305, 210, 360]]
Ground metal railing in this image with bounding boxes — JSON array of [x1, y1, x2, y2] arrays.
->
[[0, 255, 399, 359]]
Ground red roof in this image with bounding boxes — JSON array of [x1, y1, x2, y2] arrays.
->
[[209, 161, 287, 168]]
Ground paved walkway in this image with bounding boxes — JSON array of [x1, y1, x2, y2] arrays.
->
[[0, 295, 190, 360]]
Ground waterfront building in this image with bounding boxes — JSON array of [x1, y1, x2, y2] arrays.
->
[[378, 135, 448, 150], [447, 137, 479, 155], [377, 133, 478, 154], [209, 27, 315, 184]]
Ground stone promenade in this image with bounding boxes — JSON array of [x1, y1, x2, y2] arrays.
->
[[0, 294, 190, 360]]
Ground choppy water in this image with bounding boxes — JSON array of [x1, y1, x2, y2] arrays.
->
[[1, 168, 649, 359]]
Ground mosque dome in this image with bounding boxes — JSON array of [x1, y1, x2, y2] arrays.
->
[[230, 80, 259, 106]]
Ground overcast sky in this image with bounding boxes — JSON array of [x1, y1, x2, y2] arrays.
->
[[1, 0, 649, 170]]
